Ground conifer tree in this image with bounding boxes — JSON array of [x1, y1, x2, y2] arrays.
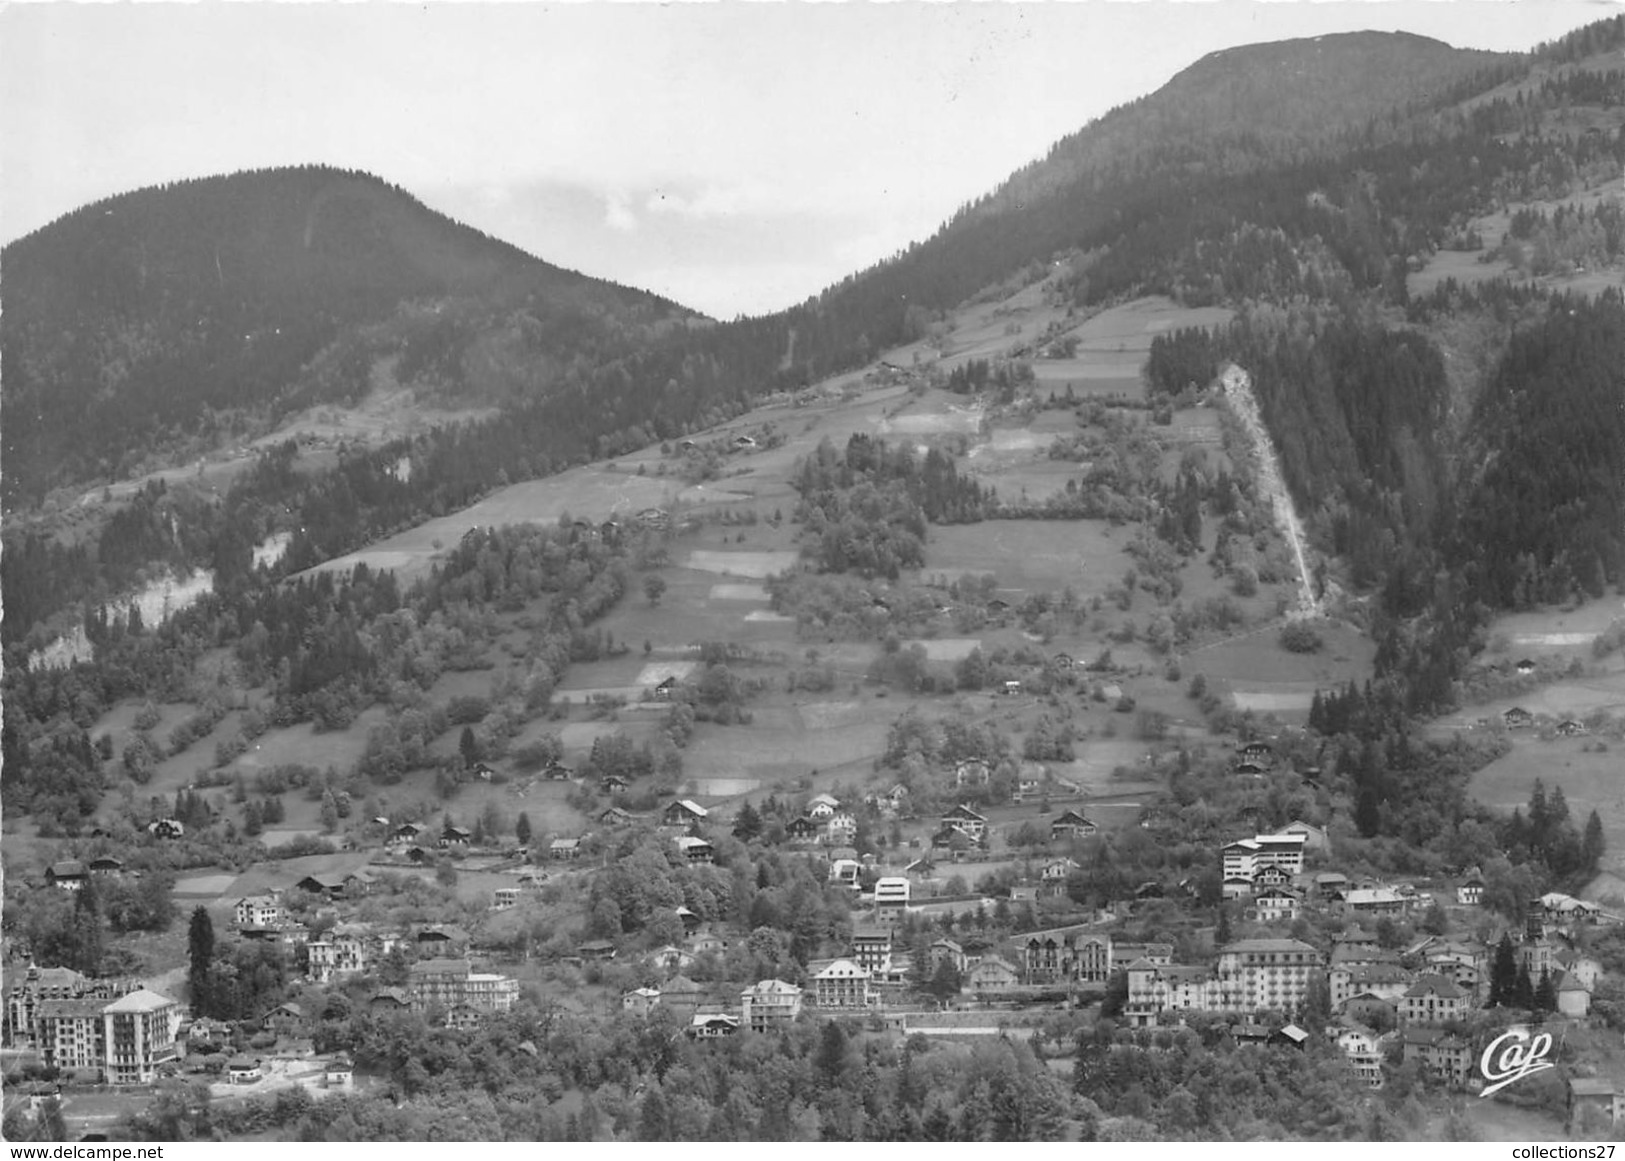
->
[[1489, 933, 1518, 1007], [188, 905, 215, 1016]]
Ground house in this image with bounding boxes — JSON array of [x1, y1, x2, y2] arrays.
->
[[1002, 680, 1022, 696], [786, 816, 821, 842], [1232, 761, 1268, 777], [45, 861, 88, 891], [851, 926, 892, 973], [1237, 741, 1275, 765], [688, 1013, 741, 1039], [470, 762, 498, 783], [1557, 719, 1589, 738], [324, 1055, 354, 1090], [227, 1057, 263, 1085], [623, 987, 662, 1018], [390, 822, 424, 846], [1315, 872, 1350, 900], [675, 836, 714, 864], [1282, 818, 1329, 852], [686, 931, 727, 958], [1252, 864, 1293, 890], [599, 806, 634, 826], [234, 895, 285, 928], [492, 887, 520, 911], [1346, 887, 1405, 915], [1041, 858, 1081, 883], [732, 434, 757, 449], [578, 940, 617, 962], [601, 775, 629, 794], [262, 1002, 306, 1036], [415, 925, 471, 953], [1557, 972, 1593, 1018], [928, 939, 968, 976], [1567, 1078, 1624, 1130], [87, 856, 124, 877], [1052, 653, 1075, 671], [1330, 963, 1413, 1008], [675, 905, 701, 933], [1050, 810, 1098, 841], [549, 838, 582, 861], [648, 945, 694, 972], [663, 800, 709, 828], [874, 877, 911, 916], [544, 762, 575, 782], [369, 988, 410, 1012], [1336, 1024, 1393, 1089], [824, 811, 858, 846], [1400, 975, 1469, 1026], [1457, 868, 1486, 906], [1401, 1027, 1473, 1087], [740, 980, 802, 1031], [658, 975, 705, 1019], [296, 873, 347, 898], [407, 960, 518, 1019], [654, 677, 679, 700], [1516, 658, 1538, 676], [807, 793, 840, 818], [811, 959, 872, 1009], [963, 957, 1021, 996], [829, 858, 862, 888], [940, 804, 987, 842], [954, 759, 992, 787], [1252, 887, 1300, 923], [147, 819, 184, 839], [440, 826, 472, 847], [1504, 706, 1534, 729]]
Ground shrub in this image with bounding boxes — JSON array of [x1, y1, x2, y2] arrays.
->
[[1279, 622, 1324, 654]]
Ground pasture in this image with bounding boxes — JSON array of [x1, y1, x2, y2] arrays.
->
[[1188, 620, 1375, 716], [1469, 737, 1625, 873], [923, 520, 1139, 597]]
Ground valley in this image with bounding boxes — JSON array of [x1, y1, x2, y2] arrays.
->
[[3, 13, 1624, 1147]]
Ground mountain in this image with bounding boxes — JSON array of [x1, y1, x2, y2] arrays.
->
[[0, 165, 695, 508]]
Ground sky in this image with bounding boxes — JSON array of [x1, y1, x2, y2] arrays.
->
[[2, 0, 1619, 319]]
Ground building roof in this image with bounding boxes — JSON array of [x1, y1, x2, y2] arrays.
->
[[1569, 1078, 1617, 1096], [48, 860, 87, 878], [743, 979, 802, 997], [37, 998, 108, 1019], [1219, 939, 1319, 955], [102, 988, 175, 1014], [410, 958, 472, 976], [813, 958, 871, 980], [1404, 974, 1466, 1000]]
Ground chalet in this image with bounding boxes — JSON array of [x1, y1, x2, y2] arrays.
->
[[578, 940, 617, 962], [688, 1013, 741, 1039], [824, 811, 858, 846], [601, 775, 629, 794], [940, 804, 987, 842], [1347, 887, 1405, 915], [1042, 858, 1081, 882], [1557, 719, 1589, 737], [147, 819, 184, 839], [954, 759, 992, 787], [440, 826, 472, 847], [1272, 1024, 1309, 1050], [390, 822, 424, 845], [325, 1056, 354, 1090], [928, 938, 968, 975], [1314, 872, 1350, 900], [1516, 658, 1537, 676], [369, 988, 410, 1011], [470, 762, 498, 782], [491, 887, 520, 911], [544, 763, 574, 782], [807, 793, 840, 818], [1503, 706, 1534, 729], [88, 856, 124, 877], [227, 1057, 263, 1085], [1002, 680, 1022, 696], [1456, 868, 1485, 906], [675, 836, 714, 864], [1337, 1024, 1394, 1089], [295, 873, 347, 898], [1051, 653, 1075, 671], [415, 925, 470, 952], [1050, 810, 1098, 841], [262, 1002, 306, 1036], [623, 988, 661, 1018], [599, 806, 634, 826], [45, 861, 87, 890], [963, 957, 1020, 995], [1252, 864, 1293, 890], [731, 434, 758, 449], [648, 945, 694, 972], [549, 838, 582, 861], [786, 816, 821, 842], [1252, 888, 1300, 923], [654, 677, 679, 700], [1230, 1022, 1271, 1045], [1237, 741, 1275, 765], [1232, 761, 1268, 777], [986, 599, 1009, 614], [663, 800, 709, 828]]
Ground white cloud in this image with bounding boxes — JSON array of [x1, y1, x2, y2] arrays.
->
[[604, 191, 637, 233]]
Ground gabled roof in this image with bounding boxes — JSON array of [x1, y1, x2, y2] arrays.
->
[[1404, 974, 1466, 1000], [48, 860, 87, 878]]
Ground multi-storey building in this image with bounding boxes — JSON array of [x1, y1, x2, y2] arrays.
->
[[1400, 974, 1470, 1026], [1402, 1027, 1473, 1087], [873, 877, 910, 917], [234, 895, 286, 929], [407, 959, 517, 1020], [101, 990, 181, 1085], [740, 979, 802, 1031], [1215, 939, 1322, 1015], [36, 999, 106, 1075], [1335, 1024, 1393, 1089], [1021, 928, 1115, 983], [5, 966, 140, 1050], [1329, 963, 1412, 1008], [811, 959, 872, 1009], [851, 925, 892, 973], [306, 924, 373, 983]]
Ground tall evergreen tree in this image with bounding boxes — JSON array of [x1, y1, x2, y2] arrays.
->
[[1489, 933, 1518, 1007], [1583, 809, 1606, 872], [188, 905, 215, 1016], [515, 811, 533, 846]]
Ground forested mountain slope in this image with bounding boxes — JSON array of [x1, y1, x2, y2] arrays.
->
[[0, 166, 691, 507]]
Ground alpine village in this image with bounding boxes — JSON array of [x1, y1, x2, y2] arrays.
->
[[4, 15, 1625, 1147]]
